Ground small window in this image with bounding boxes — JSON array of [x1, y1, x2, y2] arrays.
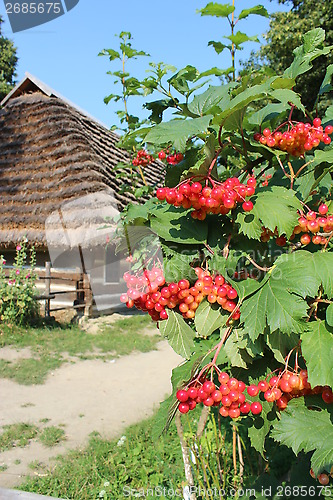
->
[[105, 246, 120, 284]]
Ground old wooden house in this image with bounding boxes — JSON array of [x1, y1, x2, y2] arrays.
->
[[0, 73, 164, 315]]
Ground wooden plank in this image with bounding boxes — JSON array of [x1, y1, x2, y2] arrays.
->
[[0, 487, 63, 500]]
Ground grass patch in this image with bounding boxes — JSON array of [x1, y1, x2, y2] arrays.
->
[[0, 423, 38, 451], [0, 423, 67, 452], [38, 427, 66, 447], [0, 315, 160, 384], [20, 414, 185, 499], [0, 464, 8, 472]]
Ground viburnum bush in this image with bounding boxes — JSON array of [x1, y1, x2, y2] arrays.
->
[[107, 25, 333, 496]]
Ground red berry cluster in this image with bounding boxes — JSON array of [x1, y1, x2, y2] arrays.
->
[[254, 369, 333, 411], [132, 149, 154, 167], [292, 203, 333, 247], [156, 177, 256, 221], [177, 367, 333, 420], [260, 227, 287, 247], [254, 118, 333, 157], [158, 150, 184, 165], [120, 267, 240, 322], [177, 372, 263, 419], [261, 172, 272, 187]]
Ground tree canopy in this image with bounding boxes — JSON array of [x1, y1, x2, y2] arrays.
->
[[245, 0, 333, 113], [0, 16, 18, 102]]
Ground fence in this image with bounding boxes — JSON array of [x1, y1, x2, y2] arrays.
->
[[2, 262, 93, 317]]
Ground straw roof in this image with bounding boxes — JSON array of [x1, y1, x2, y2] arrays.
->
[[0, 75, 164, 248]]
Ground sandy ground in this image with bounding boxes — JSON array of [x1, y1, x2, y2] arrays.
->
[[0, 318, 183, 489]]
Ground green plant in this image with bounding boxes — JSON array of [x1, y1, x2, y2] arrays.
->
[[103, 19, 333, 495], [0, 423, 38, 451], [38, 426, 66, 447], [0, 241, 39, 325]]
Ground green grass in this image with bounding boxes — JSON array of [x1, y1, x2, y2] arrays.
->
[[0, 423, 38, 451], [0, 423, 67, 451], [19, 415, 185, 500], [0, 315, 160, 384], [38, 427, 66, 447]]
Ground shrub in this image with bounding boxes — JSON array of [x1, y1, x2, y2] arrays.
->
[[0, 241, 39, 324]]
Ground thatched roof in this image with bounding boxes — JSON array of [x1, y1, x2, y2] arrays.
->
[[0, 75, 164, 248]]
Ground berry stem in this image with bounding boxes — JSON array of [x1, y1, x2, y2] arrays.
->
[[245, 255, 273, 272]]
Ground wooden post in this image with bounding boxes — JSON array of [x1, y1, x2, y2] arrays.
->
[[45, 262, 51, 317], [83, 272, 93, 317]]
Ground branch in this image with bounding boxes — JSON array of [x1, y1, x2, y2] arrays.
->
[[175, 413, 197, 500]]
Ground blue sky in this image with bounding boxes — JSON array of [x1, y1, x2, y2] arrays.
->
[[0, 0, 288, 128]]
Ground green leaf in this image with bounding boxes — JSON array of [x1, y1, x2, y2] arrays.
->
[[187, 83, 236, 117], [318, 64, 333, 97], [275, 251, 333, 299], [225, 32, 260, 49], [271, 397, 333, 475], [145, 116, 213, 152], [194, 300, 226, 337], [301, 320, 333, 388], [168, 65, 199, 94], [284, 28, 331, 80], [208, 41, 231, 54], [98, 48, 120, 61], [252, 186, 302, 238], [149, 205, 208, 245], [223, 332, 247, 368], [241, 265, 309, 336], [235, 212, 262, 241], [248, 103, 288, 126], [162, 244, 198, 283], [270, 89, 305, 113], [158, 310, 195, 359], [327, 304, 333, 327], [197, 2, 235, 18], [266, 330, 300, 364], [238, 5, 269, 20]]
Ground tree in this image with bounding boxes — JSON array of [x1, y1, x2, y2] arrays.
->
[[246, 0, 333, 113], [0, 15, 18, 102]]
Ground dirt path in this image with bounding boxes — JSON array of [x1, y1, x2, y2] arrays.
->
[[0, 340, 183, 489]]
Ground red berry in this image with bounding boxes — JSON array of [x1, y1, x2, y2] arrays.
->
[[218, 372, 229, 384], [242, 201, 254, 212], [240, 402, 251, 414], [228, 408, 241, 419], [158, 151, 166, 160], [269, 376, 279, 387], [191, 182, 202, 194], [238, 381, 246, 393], [188, 387, 198, 399], [176, 390, 188, 402], [258, 380, 269, 392], [247, 385, 259, 397], [227, 378, 239, 390], [188, 399, 196, 410], [322, 388, 333, 404], [250, 402, 262, 415], [203, 380, 215, 394], [203, 397, 214, 407], [318, 203, 328, 215], [178, 403, 189, 414], [313, 118, 322, 128], [318, 473, 329, 486]]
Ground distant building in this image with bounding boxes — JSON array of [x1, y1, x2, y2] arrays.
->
[[0, 73, 164, 314]]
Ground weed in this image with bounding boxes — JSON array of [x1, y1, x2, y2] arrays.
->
[[38, 427, 66, 447], [0, 423, 38, 451]]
